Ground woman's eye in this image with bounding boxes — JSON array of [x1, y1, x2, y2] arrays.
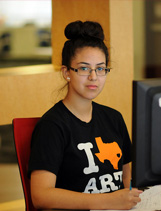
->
[[80, 67, 89, 71], [97, 67, 104, 71]]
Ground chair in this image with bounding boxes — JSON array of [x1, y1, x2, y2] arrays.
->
[[13, 117, 40, 211]]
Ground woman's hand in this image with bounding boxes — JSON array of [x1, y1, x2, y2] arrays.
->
[[108, 188, 143, 210]]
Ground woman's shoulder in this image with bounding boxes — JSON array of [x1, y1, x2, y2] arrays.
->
[[40, 100, 68, 124], [93, 101, 122, 117], [93, 101, 125, 128]]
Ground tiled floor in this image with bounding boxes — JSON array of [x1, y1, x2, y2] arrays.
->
[[0, 164, 25, 211]]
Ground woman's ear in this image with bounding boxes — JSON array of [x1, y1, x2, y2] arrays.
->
[[61, 66, 70, 82]]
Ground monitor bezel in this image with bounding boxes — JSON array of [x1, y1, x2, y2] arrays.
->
[[132, 78, 161, 188]]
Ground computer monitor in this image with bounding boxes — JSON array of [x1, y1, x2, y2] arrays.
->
[[132, 78, 161, 188]]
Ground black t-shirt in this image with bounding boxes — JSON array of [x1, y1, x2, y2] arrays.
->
[[28, 101, 131, 193]]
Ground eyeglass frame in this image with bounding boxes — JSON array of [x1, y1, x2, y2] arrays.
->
[[69, 66, 111, 76]]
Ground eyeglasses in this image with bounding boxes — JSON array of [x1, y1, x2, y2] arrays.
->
[[69, 66, 111, 76]]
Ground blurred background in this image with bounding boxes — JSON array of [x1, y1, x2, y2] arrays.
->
[[0, 1, 52, 210], [0, 0, 52, 68], [133, 0, 161, 79]]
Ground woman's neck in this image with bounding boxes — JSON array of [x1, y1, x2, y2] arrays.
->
[[63, 95, 93, 123]]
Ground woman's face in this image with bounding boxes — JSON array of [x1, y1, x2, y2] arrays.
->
[[67, 47, 107, 101]]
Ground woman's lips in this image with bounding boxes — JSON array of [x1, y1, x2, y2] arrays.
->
[[86, 85, 98, 90]]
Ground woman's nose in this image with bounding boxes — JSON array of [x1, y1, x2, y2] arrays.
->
[[88, 69, 97, 81]]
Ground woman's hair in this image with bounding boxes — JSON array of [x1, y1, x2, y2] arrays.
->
[[62, 21, 109, 68]]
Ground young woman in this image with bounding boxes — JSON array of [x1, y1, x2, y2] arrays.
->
[[28, 21, 142, 210]]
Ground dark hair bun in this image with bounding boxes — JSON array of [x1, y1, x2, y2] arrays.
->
[[65, 20, 104, 40]]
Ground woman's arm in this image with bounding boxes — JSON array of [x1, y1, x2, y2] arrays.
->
[[122, 162, 131, 188], [31, 170, 142, 210]]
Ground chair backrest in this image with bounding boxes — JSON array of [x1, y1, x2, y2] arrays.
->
[[13, 117, 40, 211]]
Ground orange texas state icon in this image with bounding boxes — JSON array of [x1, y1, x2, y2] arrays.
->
[[95, 137, 122, 170]]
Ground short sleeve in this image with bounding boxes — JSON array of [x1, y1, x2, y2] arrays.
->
[[28, 120, 65, 178], [119, 114, 132, 165]]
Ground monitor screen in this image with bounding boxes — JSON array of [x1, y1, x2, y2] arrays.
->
[[132, 78, 161, 188]]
